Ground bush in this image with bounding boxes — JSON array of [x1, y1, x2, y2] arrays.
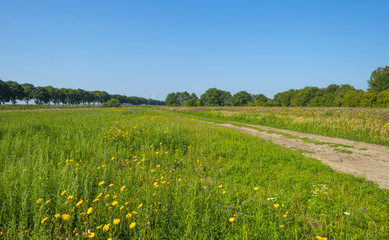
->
[[102, 98, 120, 107]]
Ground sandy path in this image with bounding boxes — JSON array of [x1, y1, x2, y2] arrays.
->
[[208, 122, 389, 189]]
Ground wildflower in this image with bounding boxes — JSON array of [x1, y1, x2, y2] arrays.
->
[[45, 199, 51, 204], [120, 186, 126, 192], [41, 217, 48, 224], [283, 214, 287, 218], [62, 214, 70, 221], [54, 213, 61, 218], [93, 198, 99, 203], [253, 187, 259, 191], [113, 219, 120, 225], [344, 212, 350, 215], [108, 184, 114, 187], [61, 190, 67, 195], [120, 206, 124, 210], [138, 204, 143, 208], [96, 193, 103, 198], [267, 197, 276, 200], [111, 201, 118, 206], [178, 178, 181, 182], [218, 184, 223, 188], [279, 225, 284, 228], [132, 211, 137, 214], [96, 226, 102, 229], [76, 199, 83, 207], [87, 207, 93, 214], [129, 222, 136, 228], [68, 195, 74, 200], [274, 204, 280, 208], [83, 232, 95, 238], [103, 224, 110, 232], [229, 217, 235, 223], [126, 213, 132, 219], [98, 181, 105, 186]]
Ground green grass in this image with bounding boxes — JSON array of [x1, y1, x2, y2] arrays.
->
[[0, 107, 388, 239]]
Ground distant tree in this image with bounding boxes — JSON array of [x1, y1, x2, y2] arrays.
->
[[0, 79, 12, 104], [253, 94, 268, 106], [165, 93, 177, 106], [128, 96, 139, 105], [375, 89, 389, 107], [6, 81, 25, 105], [200, 88, 231, 106], [231, 91, 253, 106], [274, 89, 296, 106], [33, 87, 50, 105], [102, 98, 120, 107], [182, 93, 199, 106], [333, 84, 356, 106], [21, 83, 35, 105], [368, 66, 389, 92], [45, 86, 63, 105], [290, 87, 320, 106], [94, 91, 110, 104], [340, 90, 364, 107]]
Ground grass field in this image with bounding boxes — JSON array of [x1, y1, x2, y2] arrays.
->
[[168, 107, 389, 146], [0, 107, 388, 239]]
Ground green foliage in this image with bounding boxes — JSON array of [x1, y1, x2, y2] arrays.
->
[[33, 87, 50, 105], [231, 91, 253, 106], [0, 79, 12, 105], [102, 98, 121, 107], [368, 66, 389, 92], [21, 83, 35, 105], [0, 108, 388, 239], [6, 81, 25, 105], [200, 88, 231, 106]]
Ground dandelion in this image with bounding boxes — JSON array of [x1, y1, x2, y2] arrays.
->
[[126, 213, 132, 219], [253, 187, 259, 191], [113, 219, 120, 225], [87, 207, 93, 214], [36, 198, 43, 204], [45, 199, 51, 204], [274, 204, 280, 208], [54, 213, 61, 218], [103, 224, 110, 232], [61, 190, 67, 195], [279, 225, 284, 228], [41, 217, 48, 224], [98, 181, 105, 186], [218, 184, 223, 188], [283, 214, 287, 218], [120, 186, 126, 192], [229, 217, 235, 223], [68, 195, 74, 200], [120, 206, 124, 210], [129, 222, 136, 228], [96, 226, 102, 230], [111, 201, 118, 206], [178, 178, 181, 182], [132, 211, 137, 214], [93, 198, 99, 203], [62, 214, 70, 221], [76, 199, 83, 207], [96, 193, 102, 198], [108, 184, 114, 187], [138, 204, 143, 208]]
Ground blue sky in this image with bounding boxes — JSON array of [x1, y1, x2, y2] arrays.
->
[[1, 1, 388, 100]]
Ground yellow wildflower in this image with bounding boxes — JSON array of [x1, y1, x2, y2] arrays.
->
[[111, 201, 118, 206], [96, 226, 102, 229], [138, 204, 143, 208], [41, 217, 48, 224], [68, 195, 74, 200], [61, 190, 67, 195], [76, 199, 83, 207], [253, 187, 259, 191], [45, 199, 51, 204], [103, 224, 110, 232], [96, 193, 102, 198], [219, 184, 223, 188], [280, 225, 284, 228], [126, 213, 132, 219], [120, 206, 124, 210], [93, 198, 99, 203], [229, 217, 235, 223], [129, 222, 136, 229], [98, 181, 105, 186], [113, 219, 120, 225], [83, 232, 95, 238], [87, 207, 93, 214], [36, 198, 43, 204], [178, 178, 181, 182], [62, 214, 70, 221], [108, 184, 114, 187], [54, 213, 61, 218], [120, 186, 126, 192], [274, 204, 280, 208]]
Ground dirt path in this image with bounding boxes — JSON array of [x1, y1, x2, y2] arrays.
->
[[207, 121, 389, 189]]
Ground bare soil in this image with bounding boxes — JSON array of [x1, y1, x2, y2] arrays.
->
[[210, 122, 389, 189]]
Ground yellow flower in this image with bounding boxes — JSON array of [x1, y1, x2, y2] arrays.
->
[[253, 187, 259, 191], [138, 204, 143, 208], [132, 211, 137, 214], [120, 206, 124, 210], [108, 238, 112, 240], [41, 217, 48, 224], [283, 214, 287, 218], [68, 195, 74, 200], [229, 217, 235, 223], [103, 224, 110, 232], [178, 178, 181, 182], [126, 213, 132, 219], [45, 199, 51, 204], [279, 225, 284, 228], [120, 186, 126, 192], [76, 199, 83, 207], [96, 193, 102, 198], [113, 219, 120, 225], [87, 207, 93, 214], [96, 226, 102, 229], [98, 181, 105, 186], [274, 204, 280, 208], [111, 201, 118, 206], [108, 184, 114, 187], [61, 190, 67, 195], [129, 222, 136, 229], [36, 198, 43, 204], [62, 214, 70, 221], [84, 232, 95, 238], [54, 213, 61, 218], [218, 184, 222, 188]]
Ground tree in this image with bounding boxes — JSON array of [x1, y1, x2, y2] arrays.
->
[[102, 98, 120, 107], [290, 87, 320, 106], [33, 87, 50, 105], [368, 66, 389, 92], [21, 83, 35, 105], [0, 79, 12, 104], [231, 91, 253, 106], [253, 94, 268, 106], [6, 81, 25, 105], [165, 93, 177, 106], [200, 88, 231, 106], [274, 89, 296, 106]]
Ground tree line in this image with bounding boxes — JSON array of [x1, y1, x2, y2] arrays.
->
[[0, 80, 165, 106], [165, 66, 389, 108]]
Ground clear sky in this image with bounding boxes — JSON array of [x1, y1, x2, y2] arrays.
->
[[1, 1, 388, 100]]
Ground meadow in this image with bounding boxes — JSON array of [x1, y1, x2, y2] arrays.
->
[[169, 107, 389, 146], [0, 107, 388, 239]]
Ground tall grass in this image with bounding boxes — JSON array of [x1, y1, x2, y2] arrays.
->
[[0, 107, 388, 239]]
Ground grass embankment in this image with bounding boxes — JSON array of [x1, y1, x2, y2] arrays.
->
[[0, 107, 388, 239], [169, 107, 389, 146]]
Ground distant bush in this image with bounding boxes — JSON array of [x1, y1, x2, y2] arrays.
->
[[102, 98, 120, 107]]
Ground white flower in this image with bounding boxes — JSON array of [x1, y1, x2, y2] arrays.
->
[[267, 198, 276, 200], [344, 212, 350, 215]]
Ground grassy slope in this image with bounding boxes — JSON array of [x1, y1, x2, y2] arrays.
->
[[0, 107, 388, 239]]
